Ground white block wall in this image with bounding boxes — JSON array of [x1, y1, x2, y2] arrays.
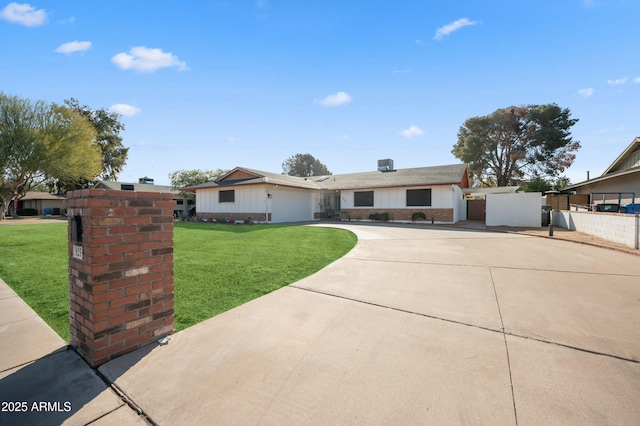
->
[[553, 211, 640, 249], [486, 192, 542, 227]]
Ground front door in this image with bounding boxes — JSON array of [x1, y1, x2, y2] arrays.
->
[[324, 192, 341, 220]]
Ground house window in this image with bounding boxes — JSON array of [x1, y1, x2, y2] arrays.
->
[[354, 191, 374, 207], [219, 190, 235, 203], [407, 189, 431, 206]]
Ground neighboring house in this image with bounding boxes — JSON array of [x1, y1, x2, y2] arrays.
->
[[184, 163, 470, 224], [94, 180, 192, 217], [18, 192, 66, 215], [563, 137, 640, 209]]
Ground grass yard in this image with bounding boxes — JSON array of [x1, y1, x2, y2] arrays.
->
[[0, 221, 356, 341]]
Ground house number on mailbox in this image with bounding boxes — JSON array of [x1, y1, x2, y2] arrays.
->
[[71, 214, 83, 260], [72, 244, 83, 260]]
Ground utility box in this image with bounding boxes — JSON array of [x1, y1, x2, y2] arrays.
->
[[541, 206, 552, 226], [66, 188, 175, 368]]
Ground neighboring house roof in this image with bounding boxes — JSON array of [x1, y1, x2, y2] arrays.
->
[[94, 181, 181, 195], [564, 137, 640, 191], [21, 192, 66, 201], [184, 164, 469, 191], [602, 137, 640, 175]]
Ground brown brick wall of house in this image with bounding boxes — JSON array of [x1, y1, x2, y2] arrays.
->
[[341, 208, 454, 223], [198, 212, 270, 222], [66, 189, 175, 368]]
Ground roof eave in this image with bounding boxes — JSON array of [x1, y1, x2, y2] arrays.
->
[[602, 137, 640, 175]]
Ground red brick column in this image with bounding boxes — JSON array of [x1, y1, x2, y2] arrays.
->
[[66, 189, 175, 368]]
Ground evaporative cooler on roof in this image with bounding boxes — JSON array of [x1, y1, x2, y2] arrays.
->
[[377, 159, 394, 172]]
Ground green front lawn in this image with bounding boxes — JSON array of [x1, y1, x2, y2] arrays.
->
[[0, 222, 356, 341]]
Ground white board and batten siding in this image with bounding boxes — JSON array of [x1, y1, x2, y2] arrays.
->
[[195, 184, 315, 223], [341, 185, 458, 209], [196, 186, 266, 214]]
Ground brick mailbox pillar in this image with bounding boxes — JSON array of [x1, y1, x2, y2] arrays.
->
[[66, 189, 175, 368]]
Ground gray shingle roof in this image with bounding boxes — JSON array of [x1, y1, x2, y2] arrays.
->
[[94, 181, 180, 194], [184, 164, 468, 191], [317, 164, 468, 190], [21, 191, 67, 201]]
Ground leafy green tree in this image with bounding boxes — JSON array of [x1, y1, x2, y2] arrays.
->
[[452, 104, 580, 186], [553, 176, 571, 191], [47, 98, 129, 192], [282, 153, 331, 177], [169, 168, 228, 200], [520, 172, 552, 193], [0, 93, 101, 219]]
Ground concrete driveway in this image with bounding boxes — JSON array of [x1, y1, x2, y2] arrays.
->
[[98, 223, 640, 425]]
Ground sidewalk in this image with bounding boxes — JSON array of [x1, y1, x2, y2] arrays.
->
[[0, 279, 147, 425]]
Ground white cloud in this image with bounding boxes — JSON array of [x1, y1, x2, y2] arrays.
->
[[0, 2, 47, 26], [578, 88, 594, 97], [111, 46, 189, 73], [108, 103, 141, 117], [434, 18, 478, 40], [607, 77, 627, 86], [55, 41, 91, 54], [633, 76, 640, 84], [314, 91, 352, 107], [399, 125, 425, 138]]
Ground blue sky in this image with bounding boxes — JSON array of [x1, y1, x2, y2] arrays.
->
[[2, 1, 639, 186]]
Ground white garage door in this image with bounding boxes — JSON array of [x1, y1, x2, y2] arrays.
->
[[271, 188, 313, 223]]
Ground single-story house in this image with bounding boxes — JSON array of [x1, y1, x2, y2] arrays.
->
[[184, 163, 470, 224], [563, 137, 640, 209], [18, 192, 66, 215], [94, 180, 192, 217]]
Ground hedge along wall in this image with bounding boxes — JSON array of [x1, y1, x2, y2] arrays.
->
[[341, 208, 454, 223]]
